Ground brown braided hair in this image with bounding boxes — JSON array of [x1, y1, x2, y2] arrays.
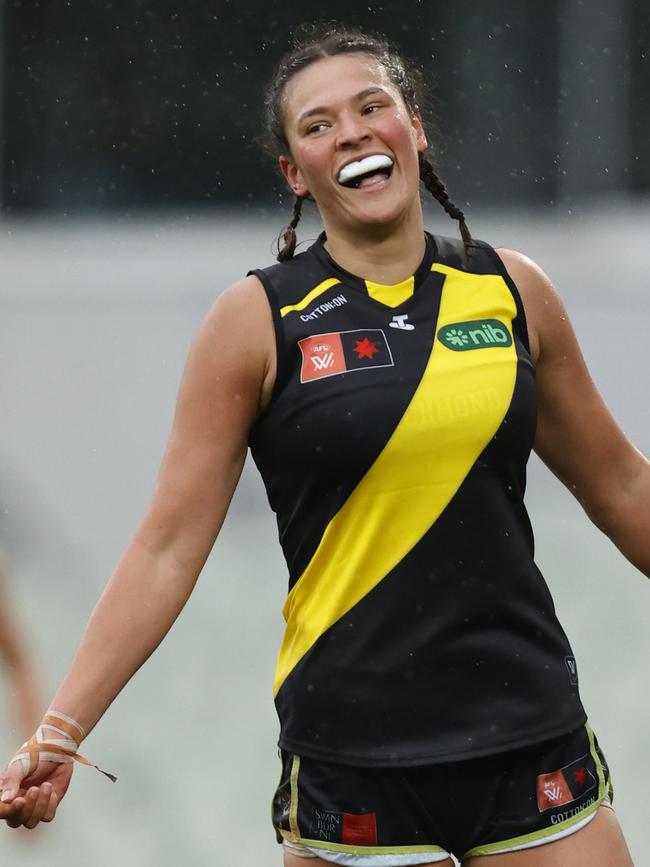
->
[[277, 195, 305, 262], [265, 24, 473, 260], [418, 154, 473, 248]]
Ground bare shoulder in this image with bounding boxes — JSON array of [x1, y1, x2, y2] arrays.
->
[[201, 273, 272, 343], [495, 247, 570, 364], [191, 273, 276, 410]]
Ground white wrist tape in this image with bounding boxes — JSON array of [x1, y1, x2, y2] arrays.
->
[[8, 710, 116, 783]]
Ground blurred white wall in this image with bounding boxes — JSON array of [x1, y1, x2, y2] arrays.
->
[[0, 205, 648, 865]]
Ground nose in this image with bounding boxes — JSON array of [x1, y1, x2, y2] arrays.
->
[[335, 110, 371, 149]]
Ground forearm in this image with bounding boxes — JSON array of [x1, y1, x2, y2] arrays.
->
[[46, 432, 248, 738], [48, 535, 204, 737], [586, 451, 650, 578], [598, 513, 650, 578]]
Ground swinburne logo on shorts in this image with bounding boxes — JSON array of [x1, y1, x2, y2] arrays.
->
[[298, 329, 394, 383], [437, 319, 512, 351], [310, 807, 378, 845], [536, 754, 597, 813]]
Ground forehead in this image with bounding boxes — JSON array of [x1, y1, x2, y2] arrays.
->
[[282, 52, 401, 121]]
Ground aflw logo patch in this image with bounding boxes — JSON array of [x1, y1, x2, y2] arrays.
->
[[299, 329, 394, 383], [438, 319, 512, 351], [536, 754, 597, 813]]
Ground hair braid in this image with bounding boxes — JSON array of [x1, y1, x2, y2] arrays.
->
[[419, 155, 473, 252], [276, 196, 305, 262]]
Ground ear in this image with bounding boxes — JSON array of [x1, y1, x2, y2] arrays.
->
[[412, 108, 428, 153], [279, 155, 310, 198]]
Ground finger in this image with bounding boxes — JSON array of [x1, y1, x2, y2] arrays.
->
[[0, 764, 26, 804], [25, 784, 54, 830], [42, 788, 59, 823], [7, 786, 43, 830], [0, 798, 19, 821], [4, 796, 28, 829]]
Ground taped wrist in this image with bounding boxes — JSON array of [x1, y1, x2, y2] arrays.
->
[[9, 710, 116, 782]]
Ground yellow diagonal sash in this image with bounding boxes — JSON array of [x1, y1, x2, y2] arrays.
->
[[274, 264, 519, 697]]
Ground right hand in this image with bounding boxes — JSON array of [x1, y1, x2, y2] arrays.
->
[[0, 759, 73, 829]]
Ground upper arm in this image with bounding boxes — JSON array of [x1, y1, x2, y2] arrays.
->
[[496, 248, 644, 523], [133, 274, 275, 572]]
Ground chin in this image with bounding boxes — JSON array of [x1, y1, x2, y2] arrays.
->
[[343, 183, 419, 227], [347, 201, 414, 232]]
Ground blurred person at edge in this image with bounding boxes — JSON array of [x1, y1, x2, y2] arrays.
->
[[0, 556, 43, 845], [0, 556, 42, 741], [0, 24, 646, 867]]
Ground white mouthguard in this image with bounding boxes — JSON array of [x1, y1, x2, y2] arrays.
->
[[337, 154, 393, 185]]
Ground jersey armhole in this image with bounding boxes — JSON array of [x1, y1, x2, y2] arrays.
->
[[477, 243, 532, 356], [247, 268, 290, 420]]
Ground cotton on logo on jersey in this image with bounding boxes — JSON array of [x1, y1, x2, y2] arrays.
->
[[300, 294, 348, 321], [298, 329, 394, 383], [536, 754, 597, 812]]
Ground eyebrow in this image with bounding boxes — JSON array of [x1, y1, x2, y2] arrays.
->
[[296, 87, 388, 125]]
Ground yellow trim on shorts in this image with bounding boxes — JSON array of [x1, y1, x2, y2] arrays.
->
[[463, 723, 609, 859], [586, 721, 614, 802], [279, 830, 448, 857], [289, 755, 302, 839]]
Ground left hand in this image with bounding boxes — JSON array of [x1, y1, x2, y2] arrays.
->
[[0, 760, 73, 829]]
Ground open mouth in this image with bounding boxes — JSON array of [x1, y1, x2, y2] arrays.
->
[[337, 154, 394, 189]]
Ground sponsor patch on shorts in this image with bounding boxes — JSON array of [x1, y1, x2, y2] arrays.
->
[[536, 753, 598, 812], [310, 807, 378, 845]]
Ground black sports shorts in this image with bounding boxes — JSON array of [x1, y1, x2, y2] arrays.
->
[[273, 723, 613, 864]]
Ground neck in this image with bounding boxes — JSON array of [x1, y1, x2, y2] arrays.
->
[[321, 203, 426, 285]]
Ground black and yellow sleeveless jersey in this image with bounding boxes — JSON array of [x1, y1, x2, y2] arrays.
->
[[248, 232, 586, 766]]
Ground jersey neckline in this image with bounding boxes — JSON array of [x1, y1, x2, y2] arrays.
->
[[309, 231, 438, 304]]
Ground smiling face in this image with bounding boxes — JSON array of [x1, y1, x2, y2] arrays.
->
[[279, 52, 428, 239]]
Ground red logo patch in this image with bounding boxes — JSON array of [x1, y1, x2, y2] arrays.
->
[[574, 767, 587, 786], [353, 336, 379, 359], [299, 333, 346, 382], [342, 812, 378, 846], [536, 769, 574, 811], [298, 329, 394, 383]]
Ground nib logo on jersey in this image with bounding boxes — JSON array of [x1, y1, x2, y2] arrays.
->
[[438, 319, 513, 351], [536, 753, 598, 814], [299, 329, 394, 383]]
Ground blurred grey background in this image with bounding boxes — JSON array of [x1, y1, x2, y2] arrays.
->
[[0, 1, 648, 865]]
